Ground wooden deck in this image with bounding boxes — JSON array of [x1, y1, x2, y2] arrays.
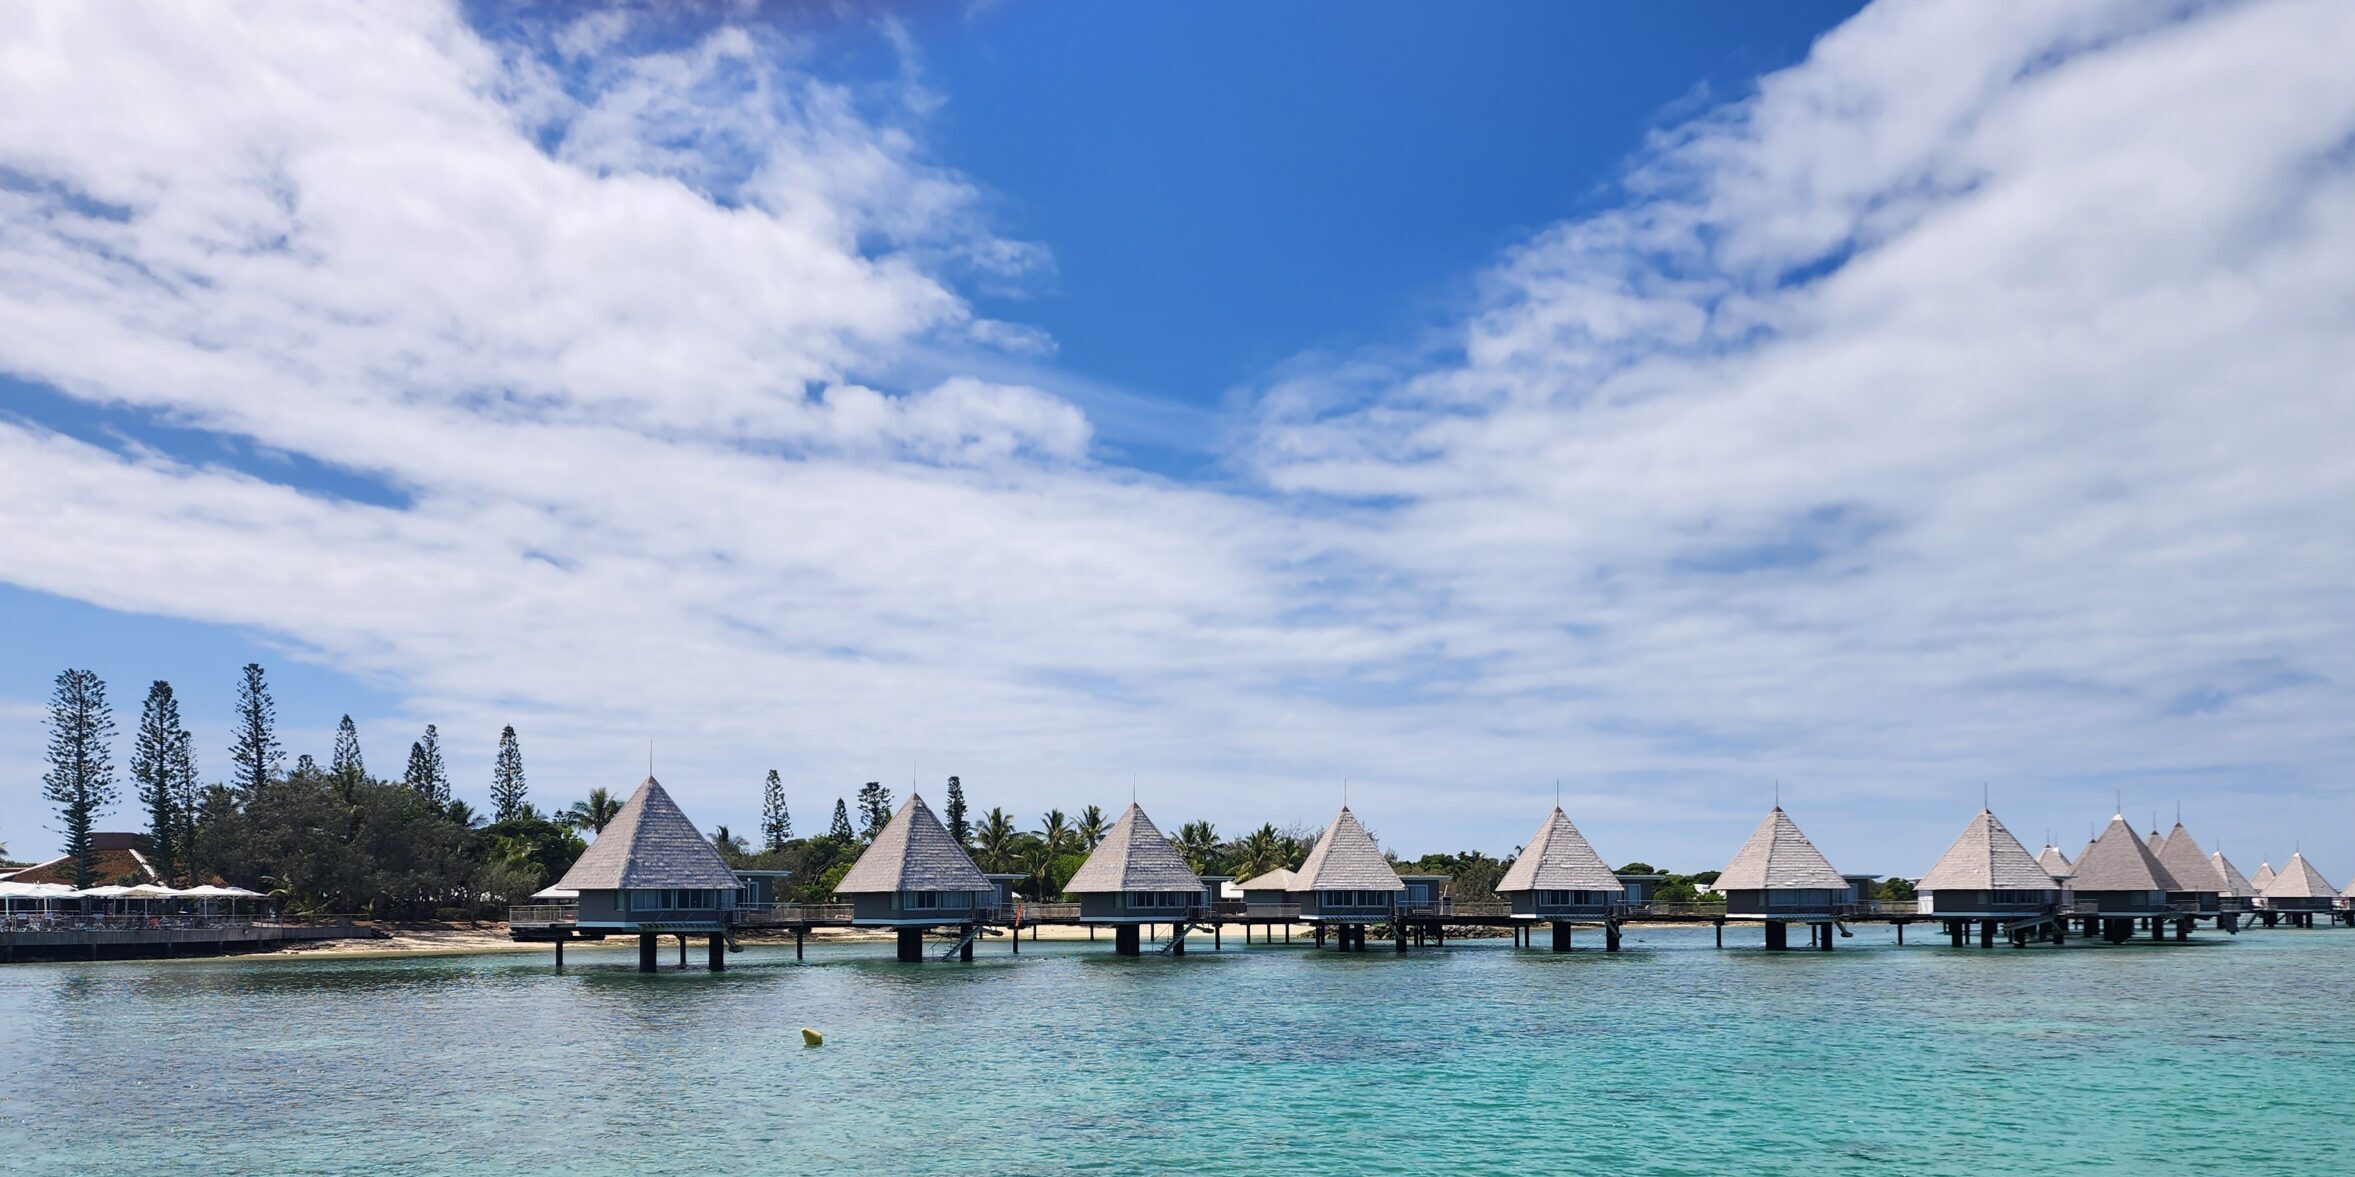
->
[[0, 920, 383, 962]]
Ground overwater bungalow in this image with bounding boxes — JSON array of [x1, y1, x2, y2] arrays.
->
[[1291, 807, 1405, 952], [2154, 822, 2227, 927], [835, 794, 998, 962], [2256, 852, 2341, 928], [1915, 808, 2064, 946], [1064, 803, 1207, 956], [1716, 806, 1849, 951], [1230, 868, 1297, 911], [2068, 815, 2183, 942], [2037, 843, 2075, 891], [2210, 851, 2260, 913], [537, 775, 745, 971], [1495, 807, 1625, 951]]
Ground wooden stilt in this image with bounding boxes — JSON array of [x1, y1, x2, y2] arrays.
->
[[638, 931, 658, 972], [895, 927, 924, 963], [708, 934, 726, 971], [1605, 921, 1621, 952], [1895, 922, 1903, 946], [678, 935, 688, 967], [553, 938, 564, 969], [795, 929, 804, 960], [1764, 921, 1787, 951], [1714, 921, 1724, 948], [1819, 922, 1832, 951], [1115, 924, 1141, 956]]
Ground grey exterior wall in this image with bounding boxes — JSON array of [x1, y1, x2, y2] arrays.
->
[[846, 890, 991, 924], [1075, 892, 1200, 922], [1721, 888, 1842, 918], [2071, 889, 2168, 915], [1504, 890, 1616, 918], [1299, 891, 1399, 919], [1918, 889, 2059, 916]]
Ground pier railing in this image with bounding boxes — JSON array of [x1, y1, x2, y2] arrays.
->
[[507, 904, 577, 927], [982, 903, 1080, 925], [736, 903, 854, 925]]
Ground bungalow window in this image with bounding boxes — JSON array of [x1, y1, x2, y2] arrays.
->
[[1127, 892, 1188, 908]]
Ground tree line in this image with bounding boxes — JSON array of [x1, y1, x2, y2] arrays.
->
[[34, 665, 577, 917], [31, 664, 1789, 917]]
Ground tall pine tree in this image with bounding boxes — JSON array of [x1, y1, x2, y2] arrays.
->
[[170, 728, 200, 885], [228, 662, 281, 794], [403, 741, 435, 796], [828, 798, 855, 842], [42, 669, 118, 889], [491, 725, 527, 821], [856, 781, 893, 841], [944, 774, 970, 848], [131, 680, 183, 884], [761, 769, 791, 851], [330, 715, 365, 789]]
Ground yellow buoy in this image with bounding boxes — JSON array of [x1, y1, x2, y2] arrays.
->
[[801, 1028, 823, 1048]]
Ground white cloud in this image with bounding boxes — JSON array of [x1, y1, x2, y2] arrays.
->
[[3, 0, 2353, 871]]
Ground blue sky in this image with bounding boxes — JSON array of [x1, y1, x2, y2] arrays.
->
[[3, 1, 2353, 879]]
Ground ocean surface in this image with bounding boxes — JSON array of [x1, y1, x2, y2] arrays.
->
[[3, 923, 2352, 1175]]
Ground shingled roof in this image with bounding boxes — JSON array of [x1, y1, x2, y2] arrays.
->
[[2155, 822, 2223, 895], [553, 777, 741, 890], [836, 794, 993, 894], [1917, 809, 2056, 893], [2037, 845, 2075, 880], [2210, 851, 2259, 899], [1233, 867, 1297, 893], [1496, 808, 1624, 894], [2250, 861, 2276, 891], [1063, 803, 1202, 894], [2259, 852, 2338, 901], [1294, 807, 1405, 892], [1717, 807, 1846, 891], [2070, 815, 2180, 892]]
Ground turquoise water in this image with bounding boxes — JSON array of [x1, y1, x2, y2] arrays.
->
[[4, 924, 2352, 1175]]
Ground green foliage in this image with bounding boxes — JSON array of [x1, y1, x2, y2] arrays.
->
[[198, 765, 486, 917], [1403, 850, 1507, 902], [478, 813, 586, 896], [973, 807, 1020, 873], [491, 725, 527, 822], [1875, 877, 1917, 901], [1174, 820, 1221, 876], [710, 825, 752, 865], [1077, 804, 1108, 850], [828, 798, 854, 841], [562, 787, 624, 834], [1616, 862, 1658, 875], [761, 769, 790, 851], [132, 680, 183, 886], [43, 668, 119, 890], [944, 775, 970, 848], [228, 662, 282, 794], [330, 715, 365, 789], [855, 781, 893, 840]]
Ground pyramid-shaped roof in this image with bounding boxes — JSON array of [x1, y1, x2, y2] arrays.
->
[[2070, 815, 2180, 892], [2146, 828, 2167, 855], [1234, 867, 1297, 892], [2210, 851, 2259, 899], [2037, 845, 2074, 879], [2155, 822, 2223, 894], [1717, 807, 1846, 891], [1496, 808, 1624, 894], [2250, 861, 2276, 891], [1294, 808, 1405, 892], [1917, 809, 2057, 892], [835, 794, 993, 894], [553, 777, 741, 890], [1063, 803, 1202, 894], [2259, 852, 2338, 900]]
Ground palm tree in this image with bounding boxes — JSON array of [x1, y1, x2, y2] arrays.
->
[[975, 808, 1019, 874], [1235, 823, 1284, 880], [1035, 810, 1076, 899], [562, 787, 623, 834], [1078, 804, 1108, 850], [710, 825, 751, 861], [1175, 820, 1222, 876]]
